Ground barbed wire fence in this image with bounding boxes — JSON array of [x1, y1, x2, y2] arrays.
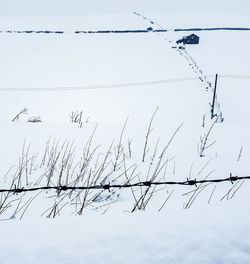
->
[[2, 175, 249, 194], [0, 117, 248, 220]]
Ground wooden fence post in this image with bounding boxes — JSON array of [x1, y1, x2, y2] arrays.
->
[[211, 74, 218, 119]]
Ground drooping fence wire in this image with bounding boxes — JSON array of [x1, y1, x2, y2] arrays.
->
[[0, 74, 249, 93], [0, 76, 205, 92]]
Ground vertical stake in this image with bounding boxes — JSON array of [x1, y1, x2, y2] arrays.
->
[[211, 74, 218, 119]]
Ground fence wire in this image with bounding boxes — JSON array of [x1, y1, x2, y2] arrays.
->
[[0, 74, 249, 93], [2, 174, 249, 194]]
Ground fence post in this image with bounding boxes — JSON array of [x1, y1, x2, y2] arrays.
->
[[211, 74, 218, 119]]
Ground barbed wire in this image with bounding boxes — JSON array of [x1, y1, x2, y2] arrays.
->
[[2, 174, 249, 194]]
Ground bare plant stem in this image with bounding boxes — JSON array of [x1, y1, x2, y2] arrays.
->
[[142, 107, 159, 162]]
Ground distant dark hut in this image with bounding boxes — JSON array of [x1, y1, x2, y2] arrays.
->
[[176, 34, 199, 45]]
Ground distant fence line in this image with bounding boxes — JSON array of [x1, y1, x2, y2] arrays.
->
[[0, 27, 250, 34], [175, 27, 250, 32], [0, 29, 166, 34]]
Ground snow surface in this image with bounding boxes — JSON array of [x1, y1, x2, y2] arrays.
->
[[1, 2, 250, 263]]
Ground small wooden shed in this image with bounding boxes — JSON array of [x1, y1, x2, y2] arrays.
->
[[176, 34, 199, 45]]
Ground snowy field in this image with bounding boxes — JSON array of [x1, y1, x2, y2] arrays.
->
[[1, 1, 250, 263]]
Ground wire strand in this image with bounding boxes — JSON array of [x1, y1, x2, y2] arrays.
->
[[1, 175, 249, 194], [0, 76, 205, 92], [0, 74, 250, 93]]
